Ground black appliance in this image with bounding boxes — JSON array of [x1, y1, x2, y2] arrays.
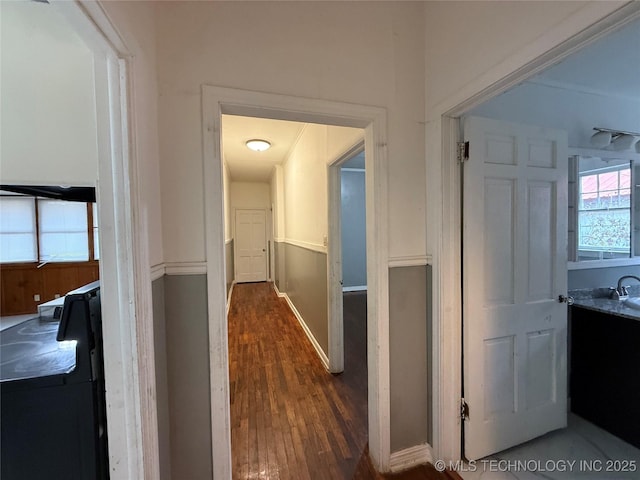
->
[[1, 281, 109, 479]]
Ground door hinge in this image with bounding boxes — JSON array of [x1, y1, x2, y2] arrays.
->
[[457, 141, 469, 163], [460, 398, 470, 421]]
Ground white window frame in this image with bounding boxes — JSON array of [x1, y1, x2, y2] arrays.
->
[[577, 162, 632, 259]]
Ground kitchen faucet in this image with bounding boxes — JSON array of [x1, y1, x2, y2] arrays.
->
[[610, 275, 640, 300]]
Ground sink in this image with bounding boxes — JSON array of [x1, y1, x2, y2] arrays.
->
[[624, 297, 640, 310]]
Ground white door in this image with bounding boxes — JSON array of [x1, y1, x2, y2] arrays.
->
[[462, 116, 568, 460], [235, 209, 267, 283]]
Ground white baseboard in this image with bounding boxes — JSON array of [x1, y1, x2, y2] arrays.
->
[[342, 285, 367, 292], [226, 281, 235, 316], [281, 292, 330, 371], [389, 443, 433, 473], [273, 282, 286, 298]]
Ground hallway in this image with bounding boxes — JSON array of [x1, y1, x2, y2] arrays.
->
[[228, 282, 369, 479]]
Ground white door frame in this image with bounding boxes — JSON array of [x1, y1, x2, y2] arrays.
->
[[55, 1, 158, 479], [202, 85, 390, 475], [327, 142, 365, 374], [430, 3, 640, 462]]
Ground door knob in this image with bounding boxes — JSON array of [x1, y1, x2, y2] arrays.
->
[[558, 295, 574, 305]]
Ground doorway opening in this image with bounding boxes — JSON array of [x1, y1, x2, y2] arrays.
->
[[203, 86, 391, 477], [24, 1, 158, 477], [220, 111, 373, 475], [433, 2, 640, 472]]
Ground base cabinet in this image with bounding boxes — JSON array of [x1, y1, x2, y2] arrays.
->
[[570, 306, 640, 449]]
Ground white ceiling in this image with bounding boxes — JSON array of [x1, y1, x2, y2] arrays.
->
[[222, 115, 306, 182], [531, 16, 640, 100]]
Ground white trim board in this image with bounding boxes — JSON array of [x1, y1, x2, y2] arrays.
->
[[282, 292, 330, 371], [150, 264, 165, 281], [343, 285, 367, 292], [273, 282, 286, 298], [164, 262, 208, 276], [202, 85, 390, 474], [388, 255, 432, 268], [54, 2, 160, 478], [389, 444, 433, 474], [226, 281, 235, 316], [284, 238, 327, 255]]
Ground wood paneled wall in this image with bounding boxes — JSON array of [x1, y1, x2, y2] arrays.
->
[[0, 262, 99, 316]]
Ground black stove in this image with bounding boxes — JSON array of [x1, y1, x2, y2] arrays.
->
[[0, 281, 109, 480]]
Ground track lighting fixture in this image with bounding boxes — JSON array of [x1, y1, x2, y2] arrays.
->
[[590, 127, 640, 152]]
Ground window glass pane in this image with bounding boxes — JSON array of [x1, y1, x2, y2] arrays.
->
[[578, 210, 631, 250], [581, 175, 597, 194], [0, 197, 37, 262], [0, 197, 36, 233], [40, 232, 89, 262], [620, 169, 631, 189], [0, 233, 37, 262], [39, 200, 87, 233], [39, 200, 88, 262]]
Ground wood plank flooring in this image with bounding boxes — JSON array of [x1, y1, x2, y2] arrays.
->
[[228, 282, 459, 480]]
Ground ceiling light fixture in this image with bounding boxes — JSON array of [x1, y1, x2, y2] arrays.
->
[[612, 133, 638, 151], [246, 139, 271, 152], [590, 127, 640, 151]]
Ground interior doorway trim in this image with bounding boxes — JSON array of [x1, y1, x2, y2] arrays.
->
[[327, 141, 365, 374], [432, 2, 640, 462], [55, 1, 158, 479], [202, 85, 391, 475]]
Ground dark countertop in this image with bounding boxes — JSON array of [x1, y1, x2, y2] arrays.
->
[[0, 317, 76, 382], [570, 285, 640, 321]]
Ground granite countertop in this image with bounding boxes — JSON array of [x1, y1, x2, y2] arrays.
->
[[570, 285, 640, 321]]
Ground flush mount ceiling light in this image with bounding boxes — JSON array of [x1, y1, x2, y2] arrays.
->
[[246, 139, 271, 152], [590, 127, 640, 151]]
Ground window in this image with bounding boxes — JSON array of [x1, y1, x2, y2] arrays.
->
[[569, 154, 640, 268], [39, 199, 89, 262], [0, 194, 98, 264], [0, 196, 37, 262], [578, 163, 631, 260]]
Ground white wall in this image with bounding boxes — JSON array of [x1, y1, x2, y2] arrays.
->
[[156, 1, 426, 262], [0, 1, 98, 186], [101, 1, 164, 268], [283, 124, 327, 248], [223, 161, 232, 242], [230, 181, 271, 210], [424, 1, 627, 115], [271, 165, 286, 241], [282, 124, 363, 249]]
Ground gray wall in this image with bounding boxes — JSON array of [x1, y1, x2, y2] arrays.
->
[[341, 169, 367, 288], [225, 239, 234, 296], [274, 241, 285, 292], [151, 277, 171, 480], [389, 265, 429, 452], [163, 275, 213, 479], [569, 265, 640, 290], [282, 242, 329, 353]]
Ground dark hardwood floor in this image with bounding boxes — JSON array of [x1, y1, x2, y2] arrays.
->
[[228, 283, 459, 480]]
